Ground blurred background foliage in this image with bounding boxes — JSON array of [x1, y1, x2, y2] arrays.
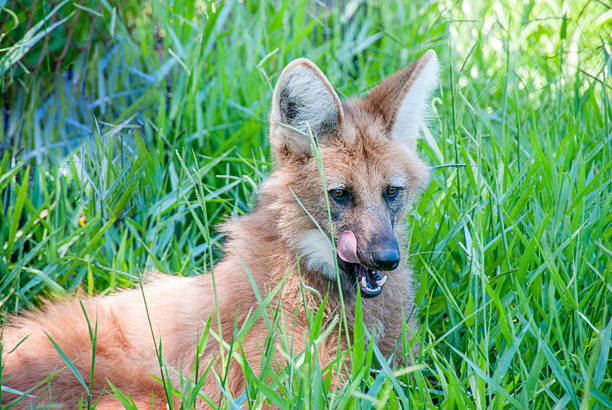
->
[[0, 0, 610, 406], [0, 0, 608, 158], [1, 0, 117, 78]]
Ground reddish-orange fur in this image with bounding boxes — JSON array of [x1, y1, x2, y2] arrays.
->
[[1, 51, 437, 408]]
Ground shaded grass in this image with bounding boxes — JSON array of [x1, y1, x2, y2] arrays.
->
[[1, 0, 611, 407]]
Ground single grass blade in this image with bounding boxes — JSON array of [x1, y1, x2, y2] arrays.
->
[[44, 332, 90, 394]]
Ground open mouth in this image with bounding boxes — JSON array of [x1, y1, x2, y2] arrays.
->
[[336, 230, 389, 298], [349, 263, 387, 297]]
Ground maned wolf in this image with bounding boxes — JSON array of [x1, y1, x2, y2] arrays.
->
[[1, 50, 438, 408]]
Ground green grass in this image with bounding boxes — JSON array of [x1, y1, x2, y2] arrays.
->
[[1, 0, 611, 408]]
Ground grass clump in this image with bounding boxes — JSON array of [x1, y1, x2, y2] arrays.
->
[[1, 0, 611, 407]]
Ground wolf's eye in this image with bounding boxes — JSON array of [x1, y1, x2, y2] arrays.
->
[[385, 186, 399, 198], [330, 188, 347, 201]]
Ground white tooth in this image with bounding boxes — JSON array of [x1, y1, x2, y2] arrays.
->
[[376, 275, 387, 287], [361, 276, 368, 289]]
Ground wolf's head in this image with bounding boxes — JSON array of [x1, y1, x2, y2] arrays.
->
[[267, 51, 438, 298]]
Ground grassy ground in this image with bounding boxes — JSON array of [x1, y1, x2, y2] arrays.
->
[[1, 0, 611, 408]]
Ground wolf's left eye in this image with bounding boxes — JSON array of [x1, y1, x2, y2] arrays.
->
[[385, 186, 400, 198]]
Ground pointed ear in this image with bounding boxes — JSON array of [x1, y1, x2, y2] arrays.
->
[[364, 50, 439, 149], [270, 58, 343, 157]]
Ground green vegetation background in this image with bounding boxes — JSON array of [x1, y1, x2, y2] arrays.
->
[[0, 0, 610, 408]]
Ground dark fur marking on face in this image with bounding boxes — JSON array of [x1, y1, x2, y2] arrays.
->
[[386, 191, 405, 220], [328, 190, 351, 221], [330, 207, 343, 222]]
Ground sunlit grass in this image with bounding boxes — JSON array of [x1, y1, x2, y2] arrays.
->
[[1, 0, 610, 407]]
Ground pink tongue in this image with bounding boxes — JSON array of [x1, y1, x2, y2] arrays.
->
[[337, 231, 359, 263]]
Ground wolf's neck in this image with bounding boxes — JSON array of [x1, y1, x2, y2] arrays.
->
[[221, 201, 350, 298]]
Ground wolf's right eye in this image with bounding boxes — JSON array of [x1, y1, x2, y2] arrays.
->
[[329, 188, 348, 201], [386, 186, 399, 197]]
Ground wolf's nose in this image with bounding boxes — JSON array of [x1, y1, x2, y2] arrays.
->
[[371, 249, 400, 271]]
